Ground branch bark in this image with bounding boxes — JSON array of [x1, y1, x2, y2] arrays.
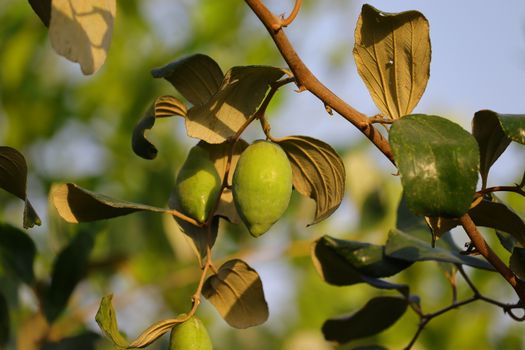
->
[[244, 0, 395, 165], [460, 213, 525, 303]]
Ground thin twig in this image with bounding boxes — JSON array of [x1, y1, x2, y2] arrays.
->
[[279, 0, 302, 28], [475, 185, 525, 198]]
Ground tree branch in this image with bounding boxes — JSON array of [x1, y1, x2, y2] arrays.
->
[[459, 214, 525, 303], [244, 0, 395, 165]]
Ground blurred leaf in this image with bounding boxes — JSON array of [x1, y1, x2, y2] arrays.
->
[[132, 95, 188, 160], [43, 229, 96, 322], [152, 54, 224, 106], [425, 216, 458, 241], [352, 347, 388, 350], [168, 190, 219, 260], [0, 223, 36, 284], [497, 231, 520, 253], [277, 136, 345, 224], [0, 146, 41, 228], [49, 0, 116, 75], [312, 236, 409, 296], [390, 114, 479, 217], [202, 259, 268, 329], [214, 189, 242, 224], [322, 296, 408, 344], [28, 0, 51, 26], [472, 110, 512, 188], [186, 66, 287, 144], [314, 236, 411, 278], [498, 114, 525, 144], [353, 4, 430, 119], [510, 248, 525, 281], [96, 295, 187, 349], [0, 291, 8, 346], [385, 229, 493, 270], [469, 199, 525, 246], [42, 331, 100, 350], [51, 183, 175, 223], [17, 312, 49, 350]]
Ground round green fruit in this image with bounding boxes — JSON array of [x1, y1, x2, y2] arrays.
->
[[232, 140, 293, 237], [169, 316, 213, 350], [174, 144, 221, 223]]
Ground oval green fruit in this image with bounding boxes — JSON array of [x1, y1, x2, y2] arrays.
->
[[233, 140, 292, 236], [169, 316, 213, 350], [174, 144, 221, 223]]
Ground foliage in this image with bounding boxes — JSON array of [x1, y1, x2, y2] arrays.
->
[[1, 1, 525, 349]]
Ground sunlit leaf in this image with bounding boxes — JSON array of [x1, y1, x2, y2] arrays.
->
[[469, 199, 525, 246], [186, 66, 287, 144], [510, 247, 525, 281], [277, 136, 345, 224], [390, 114, 479, 217], [28, 0, 51, 26], [385, 229, 493, 270], [43, 229, 96, 322], [322, 296, 408, 344], [353, 4, 430, 119], [168, 190, 219, 261], [49, 0, 116, 75], [312, 236, 409, 296], [132, 95, 188, 160], [51, 183, 175, 223], [0, 146, 41, 228], [0, 223, 36, 284], [96, 295, 187, 349], [152, 54, 224, 106], [202, 259, 268, 329], [472, 110, 512, 188], [0, 291, 8, 346], [42, 331, 100, 350], [199, 139, 249, 185]]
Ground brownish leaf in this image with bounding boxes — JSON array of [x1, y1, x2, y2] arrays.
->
[[277, 136, 345, 224], [202, 259, 268, 329], [353, 4, 430, 119]]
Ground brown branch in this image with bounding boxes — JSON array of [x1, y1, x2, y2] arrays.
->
[[459, 214, 525, 303], [244, 0, 395, 165], [475, 185, 525, 198]]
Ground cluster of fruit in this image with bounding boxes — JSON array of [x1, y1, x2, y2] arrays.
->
[[174, 140, 293, 237]]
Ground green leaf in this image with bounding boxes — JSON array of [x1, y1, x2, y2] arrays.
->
[[51, 183, 175, 223], [385, 229, 493, 270], [390, 114, 479, 217], [42, 331, 100, 350], [510, 247, 525, 281], [469, 199, 525, 246], [314, 236, 411, 278], [353, 4, 430, 119], [49, 0, 116, 75], [312, 236, 409, 296], [152, 54, 224, 106], [277, 136, 345, 225], [472, 110, 512, 188], [0, 146, 41, 228], [43, 228, 96, 322], [28, 0, 51, 26], [0, 223, 36, 284], [202, 259, 269, 329], [186, 66, 287, 144], [0, 291, 8, 346], [498, 114, 525, 144], [322, 296, 408, 344], [132, 95, 188, 160]]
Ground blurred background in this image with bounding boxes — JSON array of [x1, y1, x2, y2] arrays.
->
[[1, 0, 524, 349]]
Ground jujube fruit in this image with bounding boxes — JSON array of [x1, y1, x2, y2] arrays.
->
[[169, 316, 213, 350], [174, 144, 221, 223], [232, 140, 292, 237]]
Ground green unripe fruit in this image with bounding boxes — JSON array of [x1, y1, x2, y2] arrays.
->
[[169, 316, 213, 350], [174, 144, 221, 223], [233, 140, 293, 237]]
